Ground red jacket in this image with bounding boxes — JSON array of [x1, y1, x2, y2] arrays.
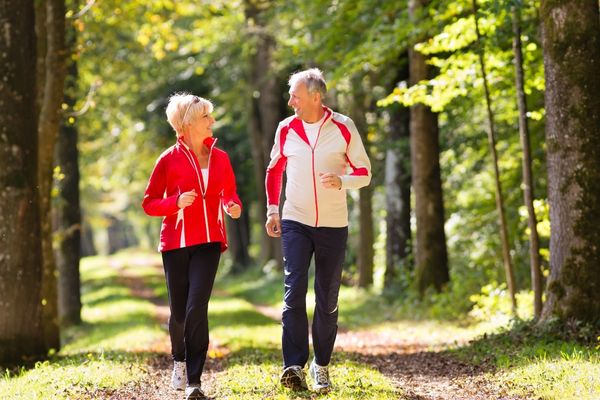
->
[[142, 136, 242, 252]]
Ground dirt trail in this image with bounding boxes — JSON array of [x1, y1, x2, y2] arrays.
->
[[103, 260, 532, 400]]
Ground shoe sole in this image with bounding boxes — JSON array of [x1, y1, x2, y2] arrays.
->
[[313, 385, 331, 393], [185, 391, 206, 400], [280, 370, 307, 391]]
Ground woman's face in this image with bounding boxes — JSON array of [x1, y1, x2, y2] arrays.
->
[[194, 111, 215, 138], [186, 110, 215, 146]]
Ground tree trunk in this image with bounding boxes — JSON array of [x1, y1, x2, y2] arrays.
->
[[472, 0, 517, 312], [385, 62, 412, 290], [350, 78, 374, 288], [37, 0, 67, 349], [408, 0, 449, 295], [55, 39, 82, 326], [0, 0, 47, 363], [512, 5, 543, 319], [540, 0, 600, 323], [226, 209, 251, 273], [245, 0, 284, 270]]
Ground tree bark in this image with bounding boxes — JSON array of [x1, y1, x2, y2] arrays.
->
[[408, 0, 449, 295], [55, 39, 82, 325], [0, 0, 47, 363], [472, 0, 517, 312], [350, 77, 374, 288], [226, 209, 251, 273], [385, 62, 412, 290], [540, 0, 600, 323], [245, 0, 284, 270], [512, 5, 543, 319], [37, 0, 67, 349]]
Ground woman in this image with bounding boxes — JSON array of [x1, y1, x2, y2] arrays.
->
[[142, 93, 242, 400]]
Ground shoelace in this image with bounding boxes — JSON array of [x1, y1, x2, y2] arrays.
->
[[314, 365, 329, 385]]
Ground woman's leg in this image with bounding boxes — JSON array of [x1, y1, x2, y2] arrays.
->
[[162, 247, 190, 363], [184, 242, 221, 384]]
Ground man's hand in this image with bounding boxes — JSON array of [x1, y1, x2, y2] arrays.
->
[[265, 213, 281, 237], [319, 172, 342, 190], [177, 189, 197, 208], [226, 201, 241, 219]]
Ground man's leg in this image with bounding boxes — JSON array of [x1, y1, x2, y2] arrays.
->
[[281, 220, 313, 368], [312, 226, 348, 366]]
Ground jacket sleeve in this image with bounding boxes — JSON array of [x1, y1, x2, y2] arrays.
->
[[221, 152, 243, 214], [265, 122, 287, 216], [142, 155, 180, 217], [340, 118, 371, 190]]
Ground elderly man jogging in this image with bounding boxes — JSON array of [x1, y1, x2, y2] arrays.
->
[[265, 68, 371, 393]]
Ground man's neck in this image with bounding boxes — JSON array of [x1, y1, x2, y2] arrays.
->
[[302, 107, 325, 124]]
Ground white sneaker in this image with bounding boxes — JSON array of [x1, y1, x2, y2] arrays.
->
[[185, 384, 206, 399], [309, 359, 331, 393], [171, 361, 186, 390]]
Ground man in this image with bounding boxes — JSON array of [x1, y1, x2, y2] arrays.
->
[[265, 68, 371, 393]]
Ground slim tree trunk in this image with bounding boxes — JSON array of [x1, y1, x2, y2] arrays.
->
[[385, 62, 412, 290], [540, 0, 600, 323], [409, 0, 449, 295], [245, 0, 283, 270], [0, 0, 47, 363], [55, 28, 82, 325], [37, 0, 67, 349], [472, 0, 517, 313], [350, 77, 374, 288], [512, 5, 543, 319], [226, 209, 251, 273]]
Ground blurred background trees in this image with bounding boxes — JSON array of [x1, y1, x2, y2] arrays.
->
[[2, 0, 600, 363]]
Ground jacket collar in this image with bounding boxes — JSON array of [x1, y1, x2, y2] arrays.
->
[[177, 136, 218, 152]]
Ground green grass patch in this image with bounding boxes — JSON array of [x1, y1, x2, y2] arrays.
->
[[0, 251, 165, 400], [453, 322, 600, 399], [208, 292, 400, 399]]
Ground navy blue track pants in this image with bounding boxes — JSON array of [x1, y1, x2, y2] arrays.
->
[[162, 242, 221, 384], [280, 219, 348, 368]]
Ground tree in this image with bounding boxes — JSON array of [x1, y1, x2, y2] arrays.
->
[[472, 0, 517, 312], [511, 2, 543, 318], [384, 60, 412, 290], [350, 75, 375, 288], [55, 21, 82, 325], [244, 0, 285, 269], [0, 0, 47, 362], [408, 0, 449, 295], [540, 0, 600, 323], [37, 0, 67, 349]]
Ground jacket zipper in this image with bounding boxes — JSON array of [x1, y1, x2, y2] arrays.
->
[[310, 115, 329, 227], [180, 139, 215, 242], [200, 144, 214, 241]]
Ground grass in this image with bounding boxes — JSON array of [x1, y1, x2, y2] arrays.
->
[[452, 321, 600, 399], [2, 250, 600, 399], [0, 251, 164, 400]]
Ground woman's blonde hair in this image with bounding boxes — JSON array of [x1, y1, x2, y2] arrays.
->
[[166, 93, 213, 136]]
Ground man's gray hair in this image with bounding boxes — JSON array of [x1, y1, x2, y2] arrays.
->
[[288, 68, 327, 99]]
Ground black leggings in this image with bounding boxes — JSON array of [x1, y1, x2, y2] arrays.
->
[[162, 242, 221, 384]]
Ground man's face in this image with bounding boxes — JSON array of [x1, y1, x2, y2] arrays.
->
[[288, 82, 319, 119]]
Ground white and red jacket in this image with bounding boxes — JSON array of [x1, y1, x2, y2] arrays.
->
[[142, 136, 242, 252], [266, 107, 371, 227]]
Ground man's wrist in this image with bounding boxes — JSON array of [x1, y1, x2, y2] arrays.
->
[[266, 205, 279, 218]]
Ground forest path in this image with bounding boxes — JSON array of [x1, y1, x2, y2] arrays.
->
[[99, 258, 530, 400]]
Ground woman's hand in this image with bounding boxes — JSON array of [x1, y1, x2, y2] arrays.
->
[[227, 201, 241, 219], [177, 189, 197, 208]]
